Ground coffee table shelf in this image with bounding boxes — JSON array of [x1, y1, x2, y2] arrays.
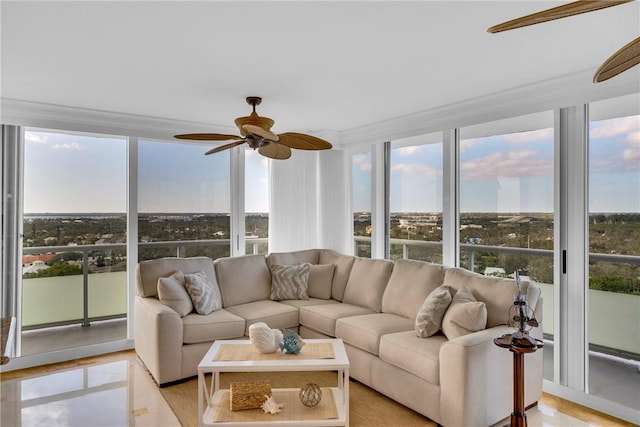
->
[[198, 338, 350, 427]]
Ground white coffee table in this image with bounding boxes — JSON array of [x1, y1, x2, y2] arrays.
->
[[198, 338, 350, 426]]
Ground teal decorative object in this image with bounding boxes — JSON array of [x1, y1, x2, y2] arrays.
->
[[279, 329, 305, 354]]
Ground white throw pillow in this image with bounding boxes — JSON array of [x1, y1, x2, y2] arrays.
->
[[184, 271, 223, 315], [307, 264, 335, 299], [157, 270, 193, 317], [270, 263, 310, 300], [415, 285, 453, 338], [442, 287, 487, 340]]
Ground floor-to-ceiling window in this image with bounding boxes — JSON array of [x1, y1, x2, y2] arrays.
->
[[587, 94, 640, 411], [245, 147, 269, 254], [352, 151, 372, 257], [459, 112, 555, 380], [389, 133, 443, 263], [21, 128, 127, 356], [138, 140, 231, 261]]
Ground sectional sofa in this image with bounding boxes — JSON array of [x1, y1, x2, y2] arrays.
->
[[134, 249, 543, 427]]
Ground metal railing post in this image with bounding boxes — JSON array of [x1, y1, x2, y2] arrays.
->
[[82, 248, 90, 327]]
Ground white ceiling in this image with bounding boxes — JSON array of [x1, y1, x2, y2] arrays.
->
[[2, 1, 639, 140]]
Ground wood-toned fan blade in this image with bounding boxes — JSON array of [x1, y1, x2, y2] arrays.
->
[[487, 0, 632, 33], [242, 124, 280, 142], [258, 142, 292, 160], [277, 133, 333, 150], [205, 140, 245, 155], [174, 133, 242, 141], [594, 36, 640, 82]]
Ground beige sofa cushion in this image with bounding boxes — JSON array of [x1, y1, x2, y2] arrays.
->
[[379, 331, 447, 385], [415, 285, 453, 338], [267, 249, 320, 266], [136, 256, 215, 298], [319, 250, 355, 301], [157, 270, 193, 317], [184, 271, 223, 315], [299, 303, 373, 337], [342, 258, 394, 312], [215, 255, 272, 308], [335, 313, 414, 355], [279, 298, 340, 309], [225, 300, 299, 335], [182, 309, 246, 344], [441, 287, 487, 340], [443, 267, 540, 328], [382, 259, 445, 319], [269, 263, 310, 300], [308, 264, 335, 299]]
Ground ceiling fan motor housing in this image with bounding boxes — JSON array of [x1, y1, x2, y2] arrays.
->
[[234, 112, 275, 136]]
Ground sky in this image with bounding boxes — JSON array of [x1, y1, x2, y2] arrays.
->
[[352, 114, 639, 213], [22, 113, 639, 214]]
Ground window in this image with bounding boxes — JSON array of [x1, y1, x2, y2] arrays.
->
[[459, 112, 555, 380], [389, 133, 443, 262], [588, 94, 640, 410], [245, 148, 269, 254], [22, 128, 127, 356], [138, 140, 231, 261], [352, 151, 372, 257]]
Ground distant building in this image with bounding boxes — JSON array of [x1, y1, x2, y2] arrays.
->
[[484, 267, 506, 276]]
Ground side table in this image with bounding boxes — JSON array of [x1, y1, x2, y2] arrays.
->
[[493, 333, 543, 427]]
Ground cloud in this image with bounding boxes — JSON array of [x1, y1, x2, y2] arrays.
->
[[25, 133, 48, 143], [396, 146, 423, 156], [591, 116, 640, 139], [353, 154, 371, 171], [622, 131, 640, 163], [391, 163, 440, 176], [461, 150, 552, 180], [52, 142, 85, 150]]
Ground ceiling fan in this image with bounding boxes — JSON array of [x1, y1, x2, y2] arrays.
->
[[174, 97, 332, 160], [487, 0, 640, 83]]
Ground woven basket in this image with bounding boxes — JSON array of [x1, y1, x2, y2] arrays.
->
[[230, 380, 272, 411]]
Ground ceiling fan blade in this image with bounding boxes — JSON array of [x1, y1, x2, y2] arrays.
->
[[258, 142, 292, 160], [277, 133, 333, 150], [174, 133, 242, 141], [487, 0, 632, 33], [593, 36, 640, 82], [205, 140, 245, 155], [242, 124, 280, 142]]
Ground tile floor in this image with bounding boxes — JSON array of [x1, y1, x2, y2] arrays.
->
[[1, 351, 621, 427]]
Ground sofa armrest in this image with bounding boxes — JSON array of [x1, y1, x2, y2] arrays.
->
[[134, 296, 184, 385], [439, 324, 543, 427]]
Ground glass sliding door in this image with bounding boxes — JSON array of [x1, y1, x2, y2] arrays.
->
[[245, 147, 269, 255], [352, 151, 372, 257], [587, 94, 640, 410], [137, 140, 231, 261], [459, 111, 555, 380], [389, 133, 443, 263], [21, 128, 127, 356]]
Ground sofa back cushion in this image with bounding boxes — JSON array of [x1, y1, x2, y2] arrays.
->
[[308, 264, 335, 299], [343, 257, 394, 312], [136, 256, 215, 298], [382, 259, 445, 319], [443, 267, 541, 328], [214, 255, 272, 307], [319, 250, 355, 301], [267, 249, 320, 266]]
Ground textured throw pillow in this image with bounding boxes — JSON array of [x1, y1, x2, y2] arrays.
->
[[270, 263, 310, 300], [307, 264, 335, 299], [157, 270, 193, 317], [442, 287, 487, 340], [415, 285, 453, 338], [184, 271, 223, 315]]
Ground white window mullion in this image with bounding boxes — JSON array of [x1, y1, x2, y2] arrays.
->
[[442, 129, 459, 267], [371, 142, 389, 259], [555, 105, 589, 391], [230, 147, 245, 256], [126, 137, 138, 340]]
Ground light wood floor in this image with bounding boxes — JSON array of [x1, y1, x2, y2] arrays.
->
[[1, 350, 635, 427]]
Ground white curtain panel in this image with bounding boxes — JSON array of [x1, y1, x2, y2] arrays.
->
[[269, 149, 350, 254]]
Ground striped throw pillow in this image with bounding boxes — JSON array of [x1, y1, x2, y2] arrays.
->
[[269, 263, 311, 301]]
